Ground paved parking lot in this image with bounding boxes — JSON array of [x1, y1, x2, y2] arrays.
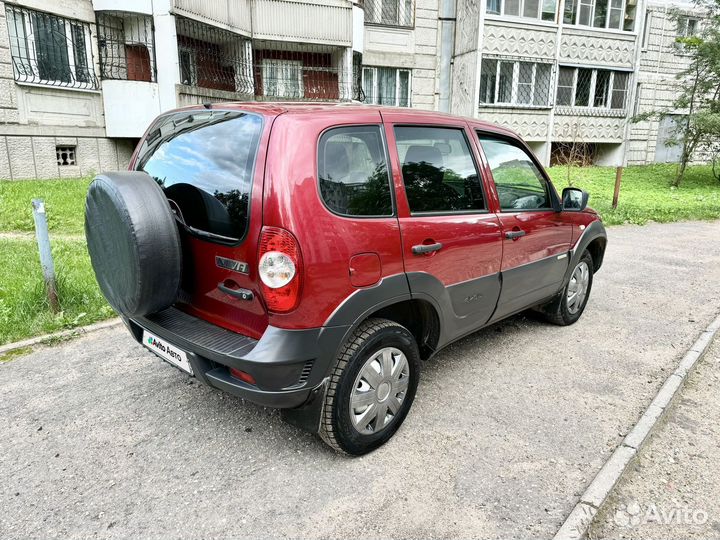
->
[[2, 220, 720, 539]]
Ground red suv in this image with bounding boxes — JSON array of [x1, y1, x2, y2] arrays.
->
[[85, 103, 606, 455]]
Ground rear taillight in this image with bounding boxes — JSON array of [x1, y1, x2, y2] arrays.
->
[[230, 368, 256, 385], [258, 226, 302, 313]]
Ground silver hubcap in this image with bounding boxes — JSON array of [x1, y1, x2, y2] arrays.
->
[[350, 347, 410, 435], [567, 261, 590, 314]]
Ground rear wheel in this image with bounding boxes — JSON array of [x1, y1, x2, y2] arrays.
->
[[320, 318, 420, 455], [538, 250, 594, 326]]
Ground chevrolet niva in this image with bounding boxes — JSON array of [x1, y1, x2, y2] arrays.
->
[[85, 103, 606, 455]]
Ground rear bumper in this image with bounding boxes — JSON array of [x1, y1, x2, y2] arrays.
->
[[125, 307, 348, 409]]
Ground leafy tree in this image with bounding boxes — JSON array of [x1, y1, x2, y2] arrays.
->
[[634, 0, 720, 186]]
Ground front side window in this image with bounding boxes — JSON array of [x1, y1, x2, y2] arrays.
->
[[478, 136, 551, 211], [5, 5, 97, 89], [479, 59, 552, 107], [677, 16, 700, 38], [395, 126, 486, 213], [487, 0, 556, 20], [137, 111, 263, 242], [318, 126, 393, 217], [555, 66, 630, 110], [362, 67, 411, 107]]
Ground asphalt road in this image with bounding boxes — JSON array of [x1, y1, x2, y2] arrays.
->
[[591, 339, 720, 539], [2, 220, 720, 539]]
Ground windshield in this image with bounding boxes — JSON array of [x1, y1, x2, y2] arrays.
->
[[136, 110, 263, 242]]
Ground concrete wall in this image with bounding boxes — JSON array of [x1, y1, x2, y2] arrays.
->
[[627, 1, 699, 164], [0, 136, 135, 180], [362, 0, 439, 110], [0, 0, 135, 179]]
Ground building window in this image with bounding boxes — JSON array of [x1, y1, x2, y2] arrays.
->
[[487, 0, 557, 20], [175, 16, 253, 94], [641, 11, 652, 49], [555, 67, 630, 110], [5, 5, 98, 89], [56, 146, 76, 166], [365, 0, 414, 27], [96, 12, 155, 82], [563, 0, 636, 30], [362, 67, 411, 107], [677, 16, 700, 37], [261, 59, 303, 98], [479, 59, 553, 107]]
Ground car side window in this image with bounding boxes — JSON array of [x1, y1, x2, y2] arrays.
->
[[394, 126, 486, 213], [478, 135, 551, 211], [318, 126, 393, 217]]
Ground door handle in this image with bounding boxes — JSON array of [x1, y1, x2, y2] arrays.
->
[[412, 242, 443, 255], [505, 229, 526, 240], [218, 281, 254, 301]]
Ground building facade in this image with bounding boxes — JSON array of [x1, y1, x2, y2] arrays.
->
[[0, 0, 707, 179]]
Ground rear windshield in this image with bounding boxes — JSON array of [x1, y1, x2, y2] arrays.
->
[[136, 110, 263, 242]]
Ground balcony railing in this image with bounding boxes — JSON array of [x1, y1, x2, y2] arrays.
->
[[97, 11, 156, 82], [5, 4, 98, 89]]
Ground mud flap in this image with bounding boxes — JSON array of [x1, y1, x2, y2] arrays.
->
[[280, 378, 330, 434]]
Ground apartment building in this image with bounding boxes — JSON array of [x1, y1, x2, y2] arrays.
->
[[0, 0, 708, 179], [452, 0, 705, 166]]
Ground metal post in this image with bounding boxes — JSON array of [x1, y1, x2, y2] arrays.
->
[[612, 166, 623, 209], [31, 199, 60, 313]]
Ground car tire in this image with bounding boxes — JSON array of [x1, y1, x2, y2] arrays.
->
[[319, 318, 421, 456], [538, 250, 594, 326], [85, 171, 182, 318]]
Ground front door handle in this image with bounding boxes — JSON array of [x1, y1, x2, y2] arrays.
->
[[505, 229, 526, 240], [412, 242, 443, 255]]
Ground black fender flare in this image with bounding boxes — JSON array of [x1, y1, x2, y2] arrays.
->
[[563, 219, 607, 284]]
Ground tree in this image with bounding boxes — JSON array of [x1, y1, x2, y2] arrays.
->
[[634, 0, 720, 186]]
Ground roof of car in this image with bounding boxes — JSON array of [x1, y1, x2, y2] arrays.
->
[[174, 101, 516, 137]]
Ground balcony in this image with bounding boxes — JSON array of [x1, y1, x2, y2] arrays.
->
[[96, 11, 161, 137], [172, 0, 352, 45], [174, 17, 359, 107], [252, 0, 353, 46]]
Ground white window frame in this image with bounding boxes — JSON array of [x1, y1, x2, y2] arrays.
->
[[261, 58, 304, 99], [487, 0, 557, 21], [479, 59, 552, 108], [555, 66, 631, 110], [178, 47, 197, 86], [361, 66, 412, 107], [6, 7, 95, 89], [641, 11, 652, 49], [677, 15, 700, 38], [566, 0, 630, 30]]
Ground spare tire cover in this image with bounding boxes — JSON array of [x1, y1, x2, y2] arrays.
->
[[85, 171, 182, 318]]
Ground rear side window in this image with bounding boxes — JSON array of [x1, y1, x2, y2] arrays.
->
[[394, 126, 485, 214], [136, 111, 262, 242], [318, 126, 392, 217], [478, 135, 551, 211]]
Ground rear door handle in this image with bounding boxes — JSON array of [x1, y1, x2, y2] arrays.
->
[[412, 242, 443, 255], [218, 281, 254, 301], [505, 230, 526, 240]]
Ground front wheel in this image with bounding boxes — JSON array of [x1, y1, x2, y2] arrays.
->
[[538, 250, 594, 326], [319, 318, 421, 456]]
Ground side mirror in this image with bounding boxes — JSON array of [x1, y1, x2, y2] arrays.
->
[[562, 187, 589, 211]]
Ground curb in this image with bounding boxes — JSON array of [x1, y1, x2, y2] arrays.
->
[[554, 312, 720, 540], [0, 318, 123, 356]]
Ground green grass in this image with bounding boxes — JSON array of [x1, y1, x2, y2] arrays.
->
[[0, 238, 113, 345], [0, 165, 719, 344], [547, 163, 720, 225], [0, 177, 92, 235]]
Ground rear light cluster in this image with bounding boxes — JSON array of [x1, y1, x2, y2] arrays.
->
[[258, 226, 302, 313]]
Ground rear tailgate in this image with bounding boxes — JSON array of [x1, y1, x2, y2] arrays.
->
[[133, 108, 273, 339]]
